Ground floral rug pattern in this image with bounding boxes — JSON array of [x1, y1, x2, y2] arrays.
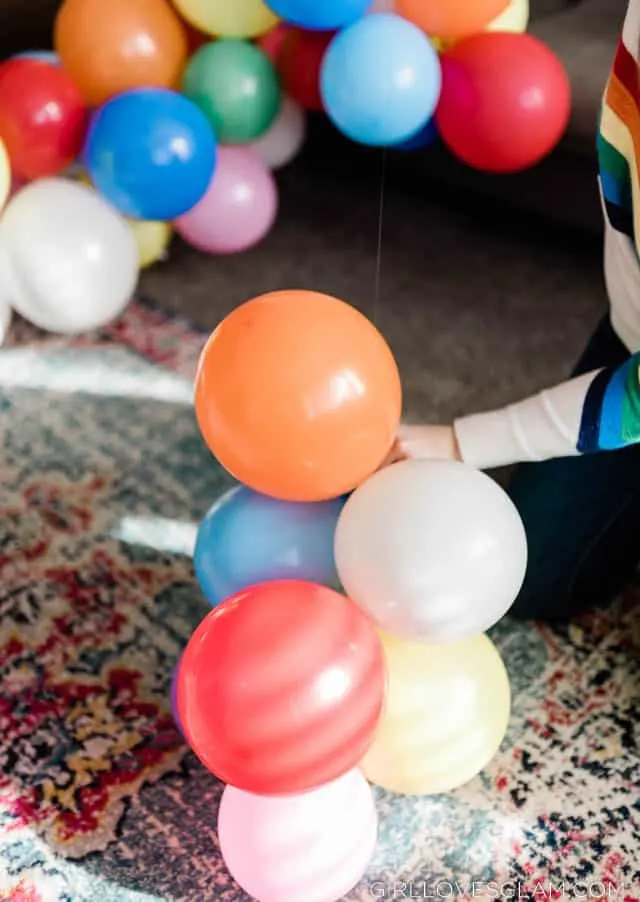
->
[[0, 300, 638, 902]]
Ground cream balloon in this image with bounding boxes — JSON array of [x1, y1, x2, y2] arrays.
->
[[334, 459, 527, 643], [129, 220, 172, 268], [361, 631, 511, 795], [248, 96, 306, 170], [0, 179, 138, 334], [172, 0, 278, 37], [0, 141, 10, 212], [486, 0, 529, 32]]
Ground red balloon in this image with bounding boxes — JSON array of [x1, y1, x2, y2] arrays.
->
[[177, 580, 386, 794], [0, 59, 89, 181], [277, 29, 334, 111], [184, 22, 208, 55], [257, 22, 291, 64], [435, 32, 570, 173]]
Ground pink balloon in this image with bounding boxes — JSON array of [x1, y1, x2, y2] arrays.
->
[[175, 147, 277, 254], [218, 768, 377, 902]]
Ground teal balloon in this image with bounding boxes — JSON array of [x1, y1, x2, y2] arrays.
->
[[194, 486, 347, 606], [182, 39, 281, 144]]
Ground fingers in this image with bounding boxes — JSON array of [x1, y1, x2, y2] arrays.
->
[[395, 424, 461, 462]]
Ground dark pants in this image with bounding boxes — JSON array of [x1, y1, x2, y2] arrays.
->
[[507, 317, 640, 621]]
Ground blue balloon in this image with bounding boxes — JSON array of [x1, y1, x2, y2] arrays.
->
[[13, 50, 60, 66], [194, 486, 347, 606], [320, 13, 441, 147], [265, 0, 372, 29], [395, 118, 439, 151], [84, 88, 217, 220]]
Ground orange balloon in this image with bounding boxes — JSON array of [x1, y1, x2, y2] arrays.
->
[[194, 290, 402, 502], [54, 0, 188, 107], [396, 0, 510, 40]]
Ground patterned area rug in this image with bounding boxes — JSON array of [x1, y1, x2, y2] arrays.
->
[[0, 299, 638, 902]]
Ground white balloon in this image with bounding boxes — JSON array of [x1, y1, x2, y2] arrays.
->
[[334, 459, 527, 643], [249, 96, 306, 171], [0, 267, 12, 346], [0, 178, 139, 335]]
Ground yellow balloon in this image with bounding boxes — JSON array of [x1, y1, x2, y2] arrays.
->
[[130, 220, 173, 268], [172, 0, 278, 37], [0, 140, 11, 212], [486, 0, 529, 32], [361, 631, 510, 795]]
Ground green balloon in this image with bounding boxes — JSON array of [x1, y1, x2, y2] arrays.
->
[[182, 39, 281, 145]]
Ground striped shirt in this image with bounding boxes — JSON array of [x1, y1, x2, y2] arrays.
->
[[453, 0, 640, 468]]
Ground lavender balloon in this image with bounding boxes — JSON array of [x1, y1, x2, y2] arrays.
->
[[175, 146, 277, 254]]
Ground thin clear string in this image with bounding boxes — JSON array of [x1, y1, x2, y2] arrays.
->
[[373, 148, 387, 327]]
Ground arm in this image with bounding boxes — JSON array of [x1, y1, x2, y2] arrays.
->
[[395, 354, 640, 470]]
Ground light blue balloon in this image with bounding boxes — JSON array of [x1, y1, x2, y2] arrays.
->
[[13, 50, 61, 66], [265, 0, 372, 30], [320, 13, 441, 147], [194, 486, 347, 606]]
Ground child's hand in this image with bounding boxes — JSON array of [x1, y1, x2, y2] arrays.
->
[[383, 424, 462, 468]]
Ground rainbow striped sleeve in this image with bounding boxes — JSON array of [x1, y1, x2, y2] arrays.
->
[[579, 13, 640, 453], [453, 6, 640, 470], [577, 354, 640, 451], [598, 23, 640, 248]]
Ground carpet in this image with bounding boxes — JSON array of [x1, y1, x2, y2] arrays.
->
[[0, 300, 638, 902]]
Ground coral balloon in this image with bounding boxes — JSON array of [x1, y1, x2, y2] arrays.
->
[[334, 460, 527, 642], [175, 147, 277, 253], [265, 0, 372, 30], [0, 59, 88, 181], [173, 0, 278, 38], [0, 141, 10, 212], [194, 486, 346, 605], [177, 580, 386, 793], [432, 0, 529, 51], [54, 0, 188, 107], [435, 32, 570, 173], [193, 290, 402, 501], [219, 770, 377, 902], [321, 14, 441, 146], [0, 179, 138, 334], [396, 0, 509, 41], [277, 29, 334, 111], [361, 631, 511, 795], [182, 39, 281, 144], [248, 95, 306, 169], [84, 88, 217, 220]]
